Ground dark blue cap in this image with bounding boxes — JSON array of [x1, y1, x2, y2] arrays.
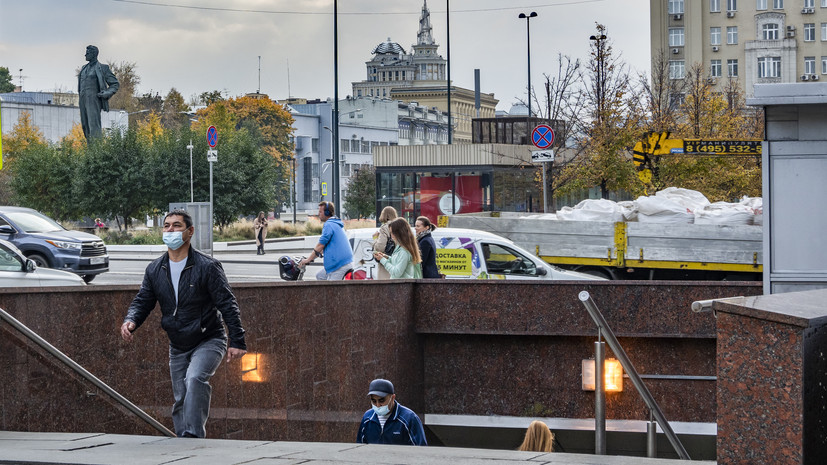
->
[[367, 378, 394, 397]]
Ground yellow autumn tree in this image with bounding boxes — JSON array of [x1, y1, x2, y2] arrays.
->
[[137, 111, 164, 141]]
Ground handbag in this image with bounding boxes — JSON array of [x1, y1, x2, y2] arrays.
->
[[384, 236, 396, 255]]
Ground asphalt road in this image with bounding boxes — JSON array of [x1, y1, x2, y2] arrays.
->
[[92, 250, 321, 285]]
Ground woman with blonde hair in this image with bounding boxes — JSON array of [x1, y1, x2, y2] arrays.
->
[[518, 420, 554, 452], [372, 206, 398, 280], [373, 218, 422, 279]]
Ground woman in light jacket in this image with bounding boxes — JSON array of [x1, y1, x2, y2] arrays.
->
[[372, 206, 398, 280], [254, 211, 268, 255], [415, 216, 440, 279], [373, 218, 422, 279]]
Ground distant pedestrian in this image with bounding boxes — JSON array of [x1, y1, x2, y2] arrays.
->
[[94, 218, 105, 229], [372, 206, 398, 280], [357, 378, 427, 446], [298, 202, 353, 280], [120, 210, 247, 438], [254, 211, 268, 255], [518, 420, 554, 452], [373, 218, 421, 279], [414, 216, 440, 279]]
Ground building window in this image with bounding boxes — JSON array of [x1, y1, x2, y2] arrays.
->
[[804, 23, 816, 41], [805, 57, 816, 74], [669, 28, 685, 46], [726, 0, 737, 11], [727, 26, 738, 44], [822, 57, 827, 74], [728, 59, 739, 76], [668, 0, 684, 14], [774, 0, 784, 8], [711, 27, 722, 45], [758, 56, 781, 78], [303, 157, 313, 201], [711, 60, 722, 77], [711, 0, 721, 11], [757, 0, 767, 10], [669, 60, 686, 79], [822, 23, 827, 40], [762, 23, 779, 40], [804, 0, 814, 7], [311, 138, 319, 153]]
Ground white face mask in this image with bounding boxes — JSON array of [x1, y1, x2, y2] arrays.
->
[[371, 403, 390, 416], [163, 231, 185, 250]]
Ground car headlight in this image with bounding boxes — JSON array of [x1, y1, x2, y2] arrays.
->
[[45, 240, 82, 250]]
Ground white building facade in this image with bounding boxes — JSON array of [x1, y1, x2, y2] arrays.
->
[[650, 0, 827, 96]]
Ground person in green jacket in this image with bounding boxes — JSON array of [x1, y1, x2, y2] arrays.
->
[[373, 218, 422, 279]]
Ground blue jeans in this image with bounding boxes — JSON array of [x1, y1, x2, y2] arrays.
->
[[168, 337, 226, 438], [316, 263, 350, 280]]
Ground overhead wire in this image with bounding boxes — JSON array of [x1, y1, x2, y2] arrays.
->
[[110, 0, 608, 16]]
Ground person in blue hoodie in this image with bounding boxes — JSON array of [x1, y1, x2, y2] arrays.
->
[[357, 378, 427, 446], [299, 201, 353, 280]]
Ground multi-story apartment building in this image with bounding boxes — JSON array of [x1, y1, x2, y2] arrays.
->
[[650, 0, 827, 95]]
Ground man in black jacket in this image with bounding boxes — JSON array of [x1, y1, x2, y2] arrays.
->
[[120, 210, 246, 438]]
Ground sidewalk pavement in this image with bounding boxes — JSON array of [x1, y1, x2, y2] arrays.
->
[[0, 431, 713, 465], [107, 236, 318, 264]]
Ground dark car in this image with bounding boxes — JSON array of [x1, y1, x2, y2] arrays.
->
[[0, 207, 109, 283]]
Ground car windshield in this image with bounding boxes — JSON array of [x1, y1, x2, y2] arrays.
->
[[6, 211, 66, 233]]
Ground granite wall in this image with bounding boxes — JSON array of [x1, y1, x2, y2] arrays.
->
[[0, 280, 760, 443]]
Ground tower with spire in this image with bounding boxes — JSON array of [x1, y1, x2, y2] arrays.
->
[[351, 0, 498, 143]]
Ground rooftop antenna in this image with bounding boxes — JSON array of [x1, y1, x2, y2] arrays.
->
[[257, 56, 261, 94], [18, 68, 24, 90], [287, 58, 292, 98]]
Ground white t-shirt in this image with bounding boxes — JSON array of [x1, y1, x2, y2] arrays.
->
[[169, 257, 186, 304], [377, 413, 390, 429]]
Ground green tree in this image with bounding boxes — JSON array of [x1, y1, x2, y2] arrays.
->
[[161, 88, 190, 130], [74, 129, 156, 231], [8, 144, 80, 220], [107, 61, 140, 112], [344, 165, 376, 219], [557, 24, 644, 200], [0, 66, 15, 93], [198, 90, 225, 106], [211, 130, 279, 230]]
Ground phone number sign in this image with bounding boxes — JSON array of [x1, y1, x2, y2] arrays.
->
[[683, 140, 762, 154]]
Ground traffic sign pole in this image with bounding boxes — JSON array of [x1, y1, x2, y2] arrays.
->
[[531, 124, 555, 213], [206, 126, 218, 257]]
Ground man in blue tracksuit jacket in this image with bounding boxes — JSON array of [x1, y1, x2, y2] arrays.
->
[[357, 378, 427, 446]]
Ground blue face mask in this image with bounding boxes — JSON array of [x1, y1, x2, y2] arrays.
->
[[163, 231, 185, 250], [371, 403, 390, 416]]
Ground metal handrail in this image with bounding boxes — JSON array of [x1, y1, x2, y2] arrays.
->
[[0, 307, 175, 437], [578, 291, 691, 460]]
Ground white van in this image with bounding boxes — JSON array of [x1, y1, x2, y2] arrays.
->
[[346, 227, 604, 281]]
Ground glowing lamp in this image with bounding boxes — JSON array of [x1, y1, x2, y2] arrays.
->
[[581, 358, 623, 392], [241, 353, 265, 382]]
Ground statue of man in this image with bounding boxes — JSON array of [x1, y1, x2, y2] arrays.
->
[[78, 45, 119, 140]]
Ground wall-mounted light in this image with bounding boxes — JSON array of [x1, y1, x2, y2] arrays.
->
[[581, 358, 623, 392], [241, 353, 266, 383]]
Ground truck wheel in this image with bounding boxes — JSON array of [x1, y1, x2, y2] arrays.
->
[[28, 253, 50, 268], [82, 274, 97, 283]]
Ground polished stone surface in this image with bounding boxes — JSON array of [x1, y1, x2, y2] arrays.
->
[[0, 431, 716, 465], [1, 281, 760, 448], [713, 289, 827, 465]]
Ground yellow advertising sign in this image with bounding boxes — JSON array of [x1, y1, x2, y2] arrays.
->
[[436, 248, 473, 276]]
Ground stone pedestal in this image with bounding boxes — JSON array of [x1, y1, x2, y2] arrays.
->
[[714, 288, 827, 464]]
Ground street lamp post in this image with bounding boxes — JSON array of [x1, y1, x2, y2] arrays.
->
[[590, 34, 607, 123], [518, 12, 538, 119], [332, 0, 341, 217], [186, 140, 194, 202]]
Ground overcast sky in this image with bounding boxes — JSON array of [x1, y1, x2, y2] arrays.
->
[[0, 0, 650, 111]]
